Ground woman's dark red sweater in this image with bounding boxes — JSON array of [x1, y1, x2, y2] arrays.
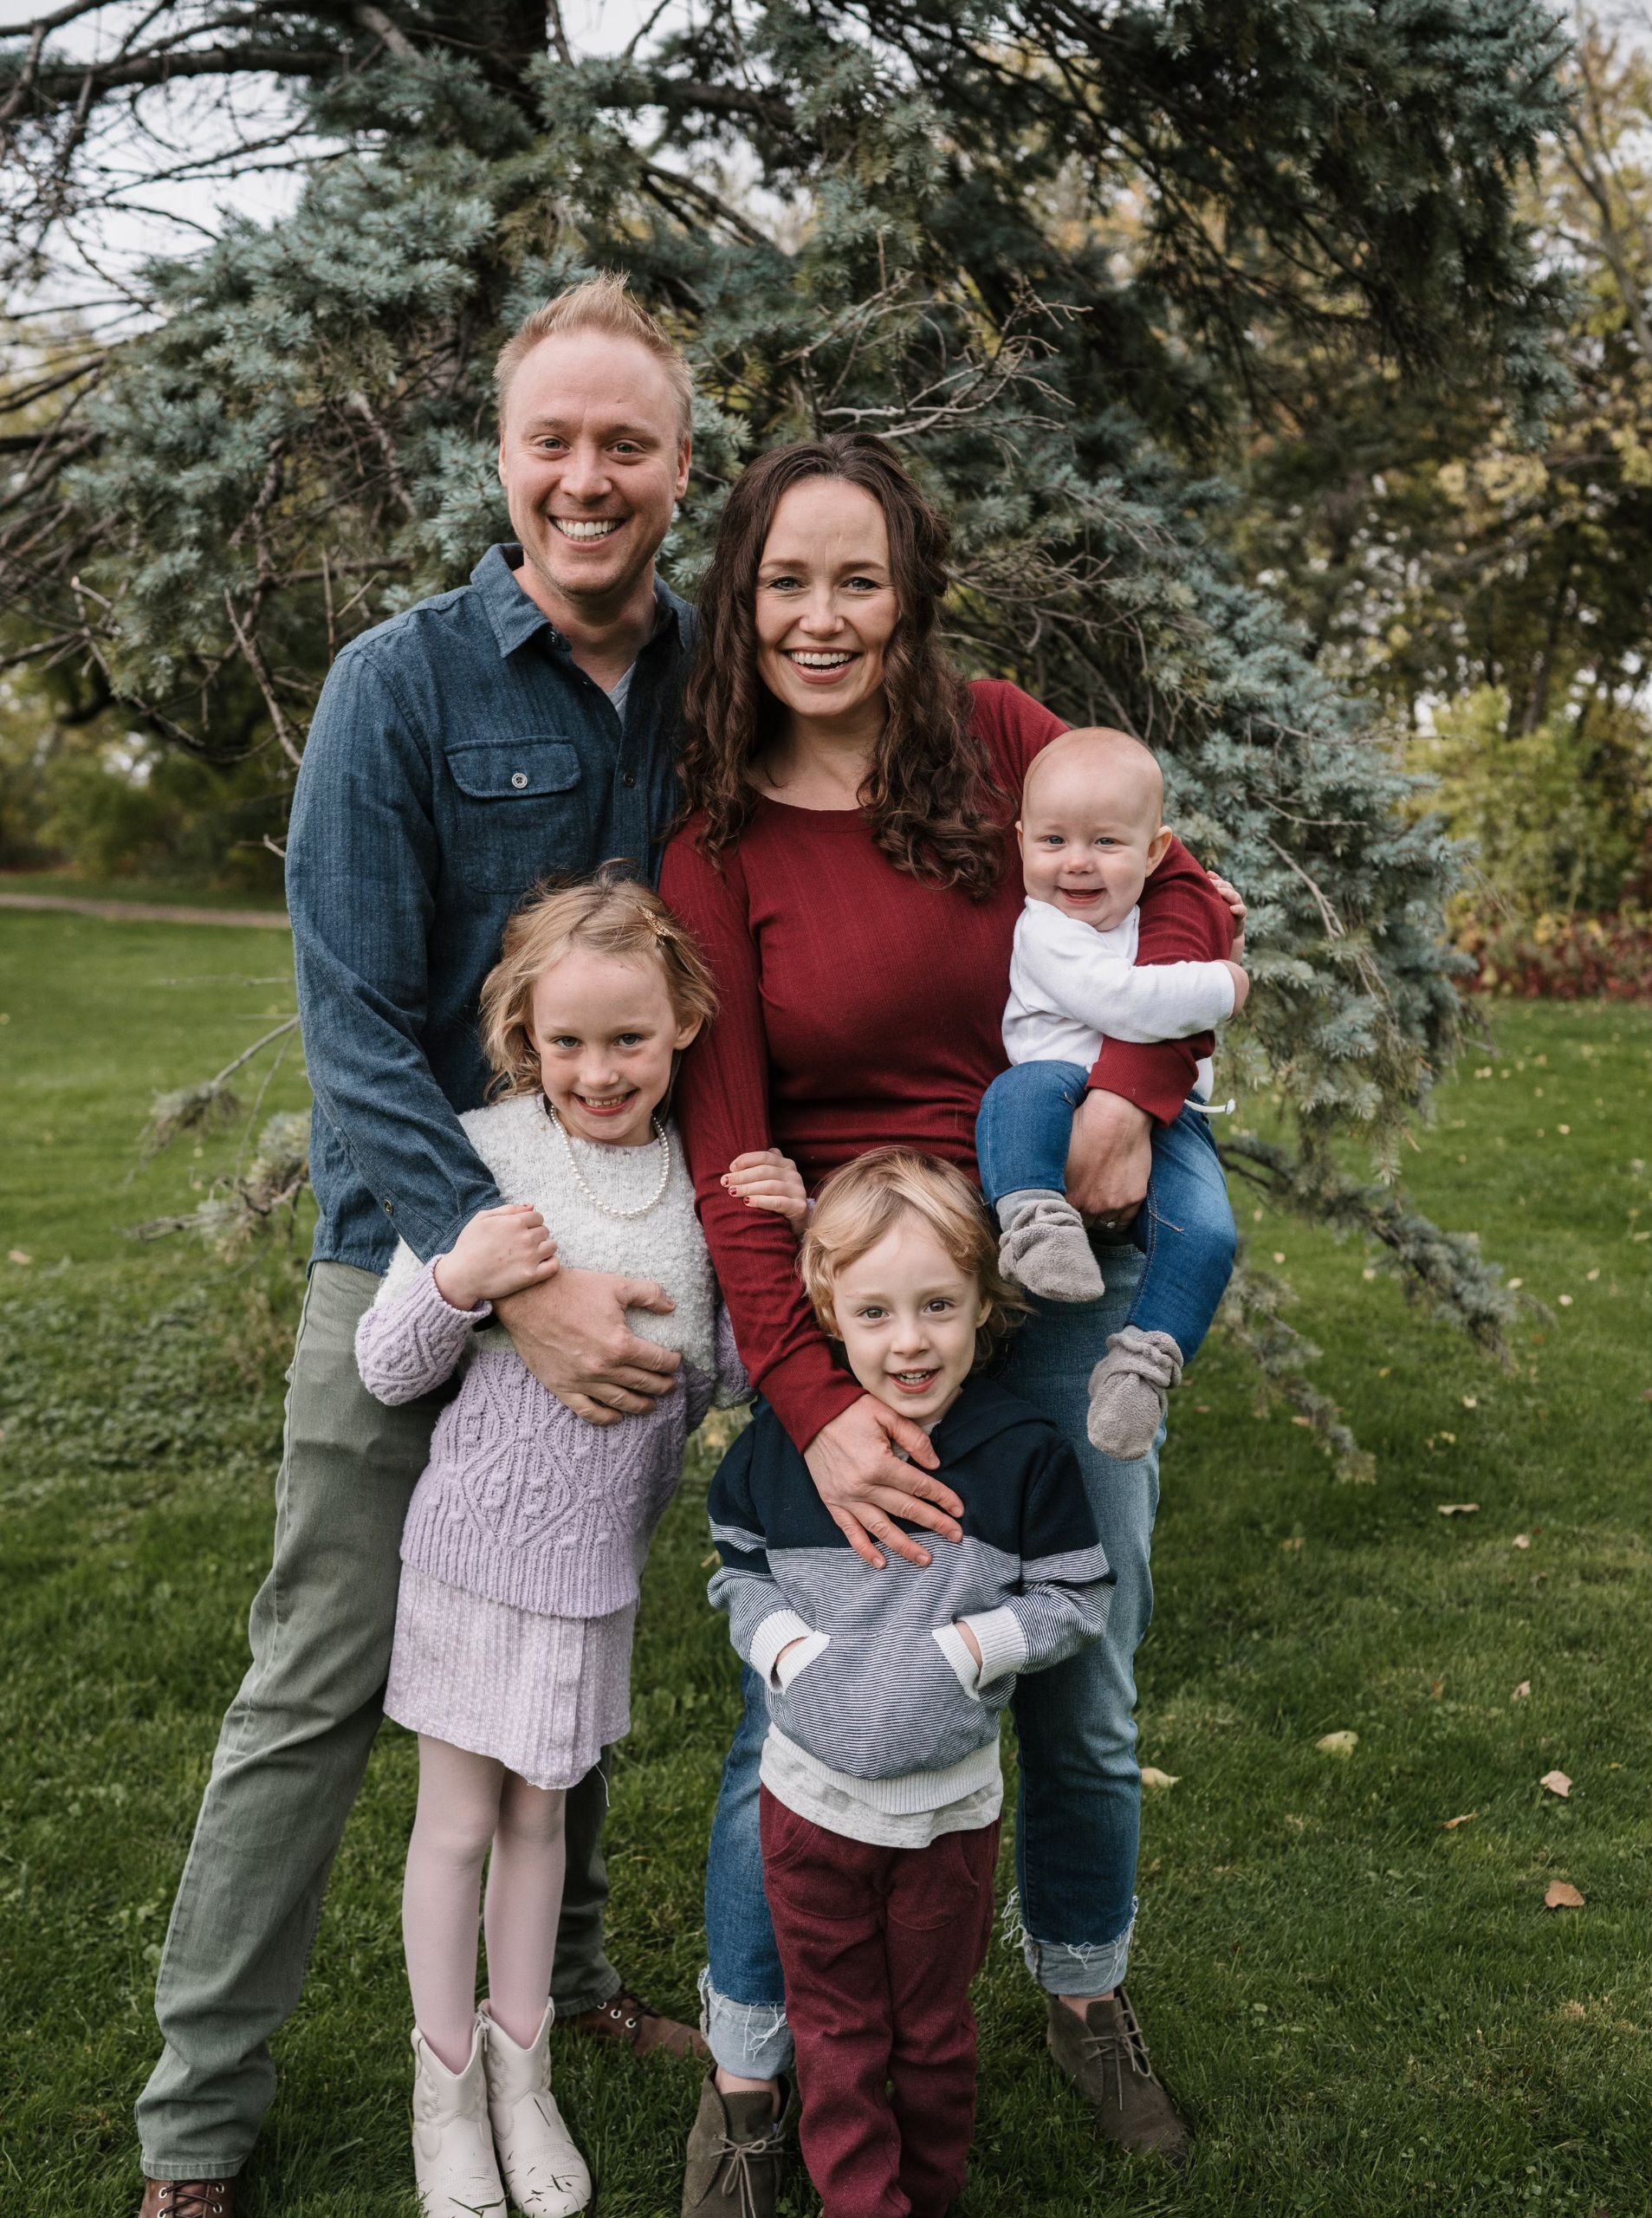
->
[[660, 679, 1231, 1450]]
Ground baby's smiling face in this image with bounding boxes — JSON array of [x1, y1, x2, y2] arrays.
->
[[1018, 729, 1171, 933]]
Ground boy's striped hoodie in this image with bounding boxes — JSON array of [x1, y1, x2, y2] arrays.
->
[[707, 1376, 1113, 1827]]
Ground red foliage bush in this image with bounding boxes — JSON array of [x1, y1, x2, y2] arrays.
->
[[1456, 907, 1652, 1002]]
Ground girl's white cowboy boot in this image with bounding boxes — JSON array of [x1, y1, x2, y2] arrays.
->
[[480, 2001, 593, 2215], [410, 2016, 509, 2217]]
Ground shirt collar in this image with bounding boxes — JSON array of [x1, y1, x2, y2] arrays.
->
[[471, 542, 693, 662]]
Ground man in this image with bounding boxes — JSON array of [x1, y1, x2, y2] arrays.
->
[[134, 275, 708, 2218]]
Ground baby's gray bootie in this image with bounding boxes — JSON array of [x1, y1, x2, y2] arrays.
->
[[1086, 1326, 1184, 1459], [997, 1190, 1105, 1303]]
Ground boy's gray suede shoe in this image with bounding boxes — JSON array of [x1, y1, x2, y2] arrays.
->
[[1086, 1327, 1183, 1460], [681, 2071, 791, 2218], [997, 1190, 1105, 1303], [1046, 1991, 1189, 2162]]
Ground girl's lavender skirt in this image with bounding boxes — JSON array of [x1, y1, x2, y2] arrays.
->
[[385, 1566, 635, 1789]]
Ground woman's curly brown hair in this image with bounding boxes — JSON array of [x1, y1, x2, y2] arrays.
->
[[676, 434, 1010, 898]]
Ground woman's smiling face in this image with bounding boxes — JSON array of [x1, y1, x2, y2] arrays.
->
[[754, 477, 899, 730]]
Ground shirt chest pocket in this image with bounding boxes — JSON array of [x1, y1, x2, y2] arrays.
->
[[443, 737, 594, 897]]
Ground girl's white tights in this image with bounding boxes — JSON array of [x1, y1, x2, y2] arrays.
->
[[403, 1735, 567, 2072]]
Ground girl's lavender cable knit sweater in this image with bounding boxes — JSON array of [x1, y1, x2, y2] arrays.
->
[[355, 1093, 748, 1618]]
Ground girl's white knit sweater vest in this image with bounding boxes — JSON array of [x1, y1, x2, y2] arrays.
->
[[374, 1093, 718, 1377]]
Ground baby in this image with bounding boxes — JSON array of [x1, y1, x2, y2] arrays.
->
[[975, 727, 1248, 1458]]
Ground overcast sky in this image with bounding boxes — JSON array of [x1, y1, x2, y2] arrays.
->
[[0, 0, 694, 320]]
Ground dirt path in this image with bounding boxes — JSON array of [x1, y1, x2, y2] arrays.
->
[[0, 891, 290, 930]]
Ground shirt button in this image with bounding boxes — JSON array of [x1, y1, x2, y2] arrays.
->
[[383, 1200, 394, 1216], [621, 772, 637, 788], [510, 771, 528, 790]]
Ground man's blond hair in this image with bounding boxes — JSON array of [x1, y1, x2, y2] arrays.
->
[[798, 1148, 1026, 1366], [494, 274, 693, 439]]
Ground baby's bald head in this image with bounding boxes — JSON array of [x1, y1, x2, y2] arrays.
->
[[1018, 726, 1171, 931], [1021, 727, 1163, 835]]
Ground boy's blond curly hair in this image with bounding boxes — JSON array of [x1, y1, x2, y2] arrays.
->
[[799, 1147, 1026, 1369]]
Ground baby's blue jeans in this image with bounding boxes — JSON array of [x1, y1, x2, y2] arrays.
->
[[976, 1060, 1236, 1360]]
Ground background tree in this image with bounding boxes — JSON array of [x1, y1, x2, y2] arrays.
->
[[0, 0, 1580, 1462], [1234, 10, 1652, 935]]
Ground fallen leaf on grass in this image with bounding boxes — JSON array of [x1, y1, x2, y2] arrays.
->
[[6, 1248, 30, 1266], [1437, 1502, 1480, 1516], [1280, 1536, 1305, 1553], [1562, 2001, 1586, 2020], [1540, 1770, 1572, 1799], [1544, 1881, 1584, 1910], [1139, 1767, 1180, 1791], [1316, 1731, 1358, 1757], [1513, 1534, 1531, 1549], [1513, 1682, 1531, 1700], [1441, 1813, 1478, 1831]]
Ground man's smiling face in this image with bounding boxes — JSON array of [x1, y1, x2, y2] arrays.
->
[[497, 328, 690, 625]]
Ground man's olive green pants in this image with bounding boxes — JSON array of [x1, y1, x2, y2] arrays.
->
[[135, 1262, 622, 2181]]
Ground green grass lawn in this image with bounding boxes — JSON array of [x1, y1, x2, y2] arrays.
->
[[3, 909, 1649, 2216], [0, 866, 288, 912]]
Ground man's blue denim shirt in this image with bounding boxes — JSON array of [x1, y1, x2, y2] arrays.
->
[[287, 542, 695, 1274]]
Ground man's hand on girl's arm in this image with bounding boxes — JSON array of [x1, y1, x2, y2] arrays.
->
[[804, 1397, 962, 1572], [495, 1268, 681, 1425]]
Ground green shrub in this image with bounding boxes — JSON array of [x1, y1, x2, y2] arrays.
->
[[1407, 686, 1652, 921]]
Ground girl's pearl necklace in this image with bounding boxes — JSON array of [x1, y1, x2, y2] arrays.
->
[[546, 1102, 673, 1220]]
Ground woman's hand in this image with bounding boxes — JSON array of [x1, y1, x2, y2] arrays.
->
[[432, 1203, 558, 1311], [722, 1148, 810, 1233], [1207, 869, 1247, 961], [1066, 1087, 1153, 1232], [804, 1396, 963, 1571]]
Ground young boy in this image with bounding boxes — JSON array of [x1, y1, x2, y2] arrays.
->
[[975, 726, 1249, 1460], [706, 1149, 1112, 2218]]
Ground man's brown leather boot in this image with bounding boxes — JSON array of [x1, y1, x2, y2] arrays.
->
[[138, 2179, 236, 2217], [568, 1985, 707, 2059]]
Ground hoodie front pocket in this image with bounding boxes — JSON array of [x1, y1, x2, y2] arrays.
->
[[776, 1627, 992, 1780]]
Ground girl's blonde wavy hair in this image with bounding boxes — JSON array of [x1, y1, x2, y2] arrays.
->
[[799, 1147, 1026, 1370], [478, 862, 718, 1101]]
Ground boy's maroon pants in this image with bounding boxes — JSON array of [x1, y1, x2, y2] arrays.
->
[[759, 1786, 1001, 2218]]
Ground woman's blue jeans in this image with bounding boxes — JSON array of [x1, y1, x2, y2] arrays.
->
[[699, 1244, 1160, 2079]]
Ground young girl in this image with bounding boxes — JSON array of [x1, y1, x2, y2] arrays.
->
[[356, 866, 748, 2218], [705, 1150, 1112, 2218]]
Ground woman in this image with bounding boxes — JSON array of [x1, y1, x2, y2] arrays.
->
[[661, 435, 1222, 2214]]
